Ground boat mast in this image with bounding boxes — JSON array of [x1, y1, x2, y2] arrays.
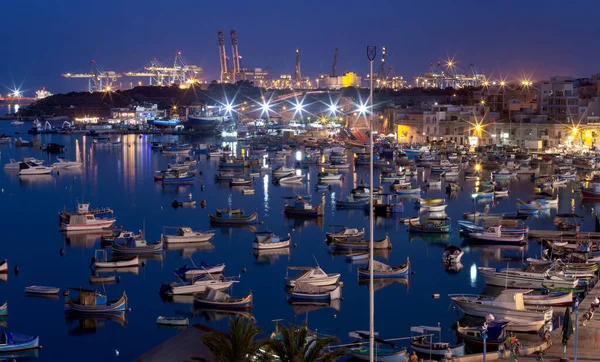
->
[[367, 45, 376, 362]]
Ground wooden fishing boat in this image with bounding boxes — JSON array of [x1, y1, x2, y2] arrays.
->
[[285, 266, 340, 287], [410, 325, 465, 357], [209, 211, 258, 225], [331, 235, 392, 250], [64, 289, 128, 313], [162, 227, 214, 243], [93, 251, 139, 269], [335, 195, 370, 209], [408, 218, 451, 234], [111, 238, 164, 254], [160, 274, 239, 295], [289, 282, 342, 302], [450, 290, 553, 322], [194, 288, 253, 310], [395, 185, 421, 195], [174, 261, 226, 278], [456, 320, 509, 350], [326, 227, 365, 242], [162, 171, 195, 185], [522, 290, 573, 306], [357, 258, 410, 279], [283, 197, 323, 217], [253, 232, 291, 250], [89, 275, 119, 285], [156, 316, 189, 326], [468, 226, 525, 245], [0, 332, 40, 352], [25, 286, 60, 295], [60, 214, 116, 231], [229, 178, 252, 187]]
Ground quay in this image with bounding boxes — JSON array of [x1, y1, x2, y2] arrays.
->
[[527, 230, 600, 240]]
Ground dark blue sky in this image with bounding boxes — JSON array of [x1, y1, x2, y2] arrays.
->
[[2, 0, 599, 95]]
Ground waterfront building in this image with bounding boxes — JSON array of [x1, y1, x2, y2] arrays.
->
[[538, 76, 579, 123]]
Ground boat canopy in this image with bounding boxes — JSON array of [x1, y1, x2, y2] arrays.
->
[[369, 260, 393, 272], [293, 282, 336, 294], [410, 325, 442, 334], [204, 288, 231, 302]]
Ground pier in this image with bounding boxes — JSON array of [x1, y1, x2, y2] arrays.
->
[[527, 229, 600, 240]]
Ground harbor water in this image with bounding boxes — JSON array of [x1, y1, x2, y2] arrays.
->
[[0, 121, 595, 361]]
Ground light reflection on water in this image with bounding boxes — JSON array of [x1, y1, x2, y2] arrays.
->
[[263, 173, 269, 215]]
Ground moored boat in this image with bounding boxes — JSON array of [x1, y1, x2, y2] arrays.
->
[[194, 288, 253, 310], [156, 316, 189, 326], [64, 289, 128, 313], [357, 258, 410, 279], [162, 227, 214, 244]]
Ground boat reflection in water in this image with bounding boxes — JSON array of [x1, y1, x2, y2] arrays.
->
[[408, 233, 451, 245], [289, 299, 341, 315], [194, 308, 253, 322], [460, 242, 526, 264], [95, 266, 139, 276], [213, 225, 257, 238], [444, 261, 464, 274], [0, 274, 7, 283], [18, 174, 53, 187], [283, 217, 324, 232], [357, 277, 409, 292], [330, 248, 391, 263], [165, 242, 215, 258], [65, 312, 127, 335], [254, 248, 291, 265], [64, 230, 114, 249], [0, 316, 6, 328], [0, 349, 40, 360]]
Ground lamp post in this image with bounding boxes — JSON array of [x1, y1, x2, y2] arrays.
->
[[574, 300, 579, 362], [366, 44, 376, 362]]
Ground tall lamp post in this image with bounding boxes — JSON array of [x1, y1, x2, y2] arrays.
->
[[574, 300, 579, 362], [366, 44, 376, 362], [482, 321, 488, 362]]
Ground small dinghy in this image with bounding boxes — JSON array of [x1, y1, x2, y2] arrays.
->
[[156, 316, 189, 326], [0, 260, 7, 273], [25, 286, 60, 295]]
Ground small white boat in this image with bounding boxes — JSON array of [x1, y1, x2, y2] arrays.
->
[[162, 274, 239, 295], [522, 290, 573, 306], [94, 256, 139, 269], [272, 166, 295, 177], [285, 266, 340, 287], [4, 158, 44, 170], [51, 157, 83, 169], [18, 161, 53, 176], [278, 174, 305, 183], [469, 226, 525, 244], [156, 316, 189, 326], [162, 227, 214, 244], [25, 286, 60, 295]]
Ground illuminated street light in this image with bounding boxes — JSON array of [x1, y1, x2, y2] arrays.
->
[[480, 100, 485, 105], [293, 102, 304, 114], [328, 104, 337, 114], [500, 81, 506, 87], [358, 103, 368, 115], [225, 103, 233, 114], [475, 124, 482, 131]]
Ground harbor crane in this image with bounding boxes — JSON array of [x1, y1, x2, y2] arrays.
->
[[62, 60, 121, 92], [332, 48, 339, 76], [218, 30, 229, 83], [123, 58, 168, 86], [230, 29, 242, 82], [143, 52, 202, 85]]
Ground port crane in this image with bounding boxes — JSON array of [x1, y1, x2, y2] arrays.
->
[[144, 52, 202, 85], [123, 58, 168, 86], [62, 60, 121, 92]]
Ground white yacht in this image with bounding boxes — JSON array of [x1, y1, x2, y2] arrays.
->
[[18, 161, 53, 175]]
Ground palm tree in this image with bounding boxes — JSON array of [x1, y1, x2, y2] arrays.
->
[[266, 322, 346, 362], [195, 316, 270, 362]]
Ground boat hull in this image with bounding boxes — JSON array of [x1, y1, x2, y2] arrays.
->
[[64, 294, 127, 313]]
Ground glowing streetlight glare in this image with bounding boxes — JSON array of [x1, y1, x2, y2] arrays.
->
[[261, 102, 270, 113], [480, 100, 485, 105], [500, 81, 506, 86], [572, 127, 578, 134], [475, 124, 482, 131], [293, 102, 304, 113], [358, 103, 368, 115], [225, 103, 233, 113], [328, 104, 337, 113]]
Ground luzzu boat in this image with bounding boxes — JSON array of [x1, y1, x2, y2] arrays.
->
[[283, 197, 323, 218], [209, 209, 258, 225], [357, 258, 410, 279], [111, 238, 164, 254], [0, 332, 40, 352], [408, 218, 451, 234], [64, 289, 128, 313], [194, 288, 252, 310]]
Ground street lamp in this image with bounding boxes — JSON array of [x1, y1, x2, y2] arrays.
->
[[574, 299, 579, 362], [482, 322, 488, 362]]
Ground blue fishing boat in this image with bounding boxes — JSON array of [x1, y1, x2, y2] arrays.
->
[[335, 195, 370, 209], [0, 302, 6, 316], [0, 332, 40, 352], [457, 220, 529, 236], [147, 118, 181, 127], [111, 238, 164, 254], [349, 331, 407, 362], [64, 289, 128, 313], [357, 258, 410, 279], [162, 171, 195, 185], [408, 218, 451, 234], [209, 210, 258, 225]]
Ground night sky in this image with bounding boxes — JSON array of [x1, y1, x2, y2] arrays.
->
[[1, 0, 599, 95]]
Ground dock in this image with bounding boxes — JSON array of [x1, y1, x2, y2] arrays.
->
[[527, 229, 600, 239]]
